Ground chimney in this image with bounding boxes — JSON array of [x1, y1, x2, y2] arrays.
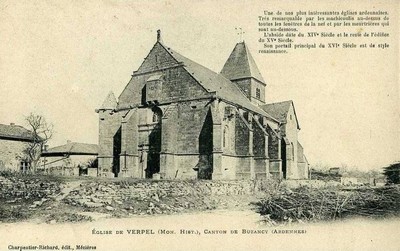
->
[[67, 140, 71, 144], [10, 123, 15, 126], [157, 29, 162, 43], [44, 145, 49, 152]]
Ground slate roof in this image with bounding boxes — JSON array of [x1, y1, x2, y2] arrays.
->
[[0, 123, 35, 141], [160, 43, 278, 121], [99, 91, 117, 110], [261, 100, 300, 129], [220, 42, 265, 84], [42, 142, 98, 156], [261, 101, 292, 122]]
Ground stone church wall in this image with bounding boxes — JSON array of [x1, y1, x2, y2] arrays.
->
[[119, 109, 139, 177], [264, 124, 282, 178], [269, 160, 282, 179], [173, 155, 199, 179], [297, 162, 308, 179], [137, 43, 179, 73], [235, 112, 251, 155], [176, 101, 211, 154], [254, 158, 269, 179], [220, 155, 237, 180], [250, 79, 266, 104], [98, 110, 122, 177], [282, 104, 298, 179], [266, 125, 280, 160], [252, 118, 269, 179], [118, 43, 211, 109]]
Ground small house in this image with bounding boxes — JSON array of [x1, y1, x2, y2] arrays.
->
[[0, 123, 35, 172], [40, 141, 98, 176]]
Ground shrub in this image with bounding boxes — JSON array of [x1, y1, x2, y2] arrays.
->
[[383, 163, 400, 185]]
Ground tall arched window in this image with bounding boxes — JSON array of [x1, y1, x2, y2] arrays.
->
[[223, 126, 229, 149], [291, 142, 295, 160]]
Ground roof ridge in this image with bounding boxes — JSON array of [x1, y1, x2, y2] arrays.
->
[[264, 100, 293, 105]]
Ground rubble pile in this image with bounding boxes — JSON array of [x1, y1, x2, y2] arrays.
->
[[63, 180, 258, 215], [0, 174, 62, 222], [0, 176, 60, 201]]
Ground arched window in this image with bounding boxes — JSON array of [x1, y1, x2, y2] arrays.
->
[[151, 107, 162, 123], [291, 142, 295, 160], [223, 126, 229, 149], [152, 112, 159, 123], [256, 88, 261, 99]]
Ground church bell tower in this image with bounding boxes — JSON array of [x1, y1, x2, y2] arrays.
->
[[220, 42, 266, 106]]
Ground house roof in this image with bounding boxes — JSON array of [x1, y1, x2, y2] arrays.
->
[[160, 42, 278, 122], [0, 123, 35, 141], [261, 100, 300, 129], [42, 142, 98, 156], [220, 42, 265, 84]]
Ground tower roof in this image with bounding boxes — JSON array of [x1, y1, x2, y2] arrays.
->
[[220, 42, 265, 84], [99, 91, 117, 110]]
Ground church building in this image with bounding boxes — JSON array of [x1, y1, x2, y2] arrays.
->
[[96, 30, 308, 180]]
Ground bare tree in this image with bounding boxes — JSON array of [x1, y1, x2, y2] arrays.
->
[[23, 113, 54, 172]]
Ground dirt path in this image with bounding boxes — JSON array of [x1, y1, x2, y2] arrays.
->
[[54, 180, 82, 202], [54, 180, 115, 221]]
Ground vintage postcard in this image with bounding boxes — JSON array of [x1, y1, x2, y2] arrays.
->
[[0, 0, 399, 250]]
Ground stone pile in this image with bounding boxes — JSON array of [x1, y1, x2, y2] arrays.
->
[[0, 176, 60, 201], [63, 180, 258, 215]]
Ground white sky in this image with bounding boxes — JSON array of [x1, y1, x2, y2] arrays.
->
[[0, 0, 398, 170]]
